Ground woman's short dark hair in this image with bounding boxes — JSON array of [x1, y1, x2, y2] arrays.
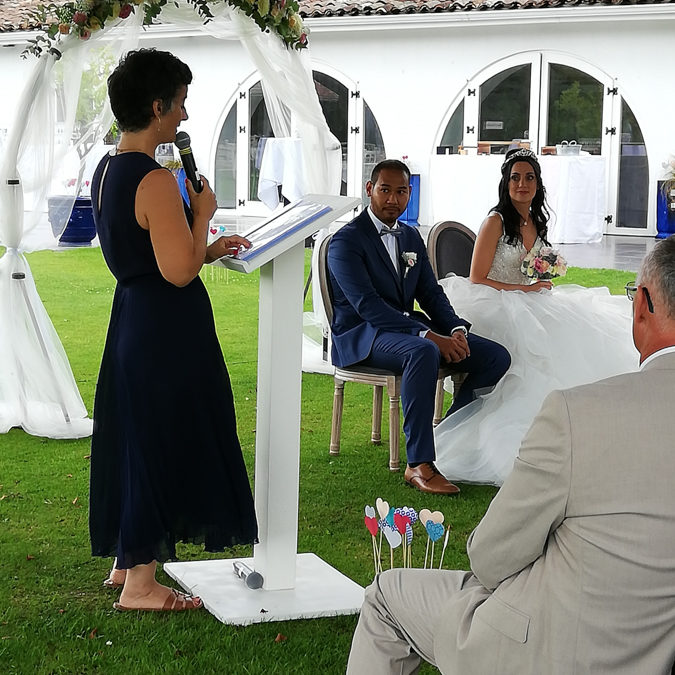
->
[[108, 49, 193, 132], [491, 148, 550, 246]]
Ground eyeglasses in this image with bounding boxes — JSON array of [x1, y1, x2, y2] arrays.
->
[[625, 282, 654, 313]]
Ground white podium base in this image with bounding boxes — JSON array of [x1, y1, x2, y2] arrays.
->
[[164, 553, 364, 626]]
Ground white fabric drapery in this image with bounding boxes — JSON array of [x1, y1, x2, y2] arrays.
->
[[0, 14, 144, 438], [0, 2, 340, 438]]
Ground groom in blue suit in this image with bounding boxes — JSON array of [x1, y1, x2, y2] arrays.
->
[[328, 160, 510, 495]]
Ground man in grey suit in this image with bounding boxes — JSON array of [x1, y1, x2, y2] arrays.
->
[[347, 235, 675, 675]]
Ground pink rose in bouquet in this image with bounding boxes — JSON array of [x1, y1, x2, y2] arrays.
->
[[521, 245, 567, 281]]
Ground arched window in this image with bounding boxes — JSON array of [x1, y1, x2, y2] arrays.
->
[[479, 64, 531, 151], [362, 101, 386, 202], [313, 71, 348, 195], [249, 82, 273, 203], [437, 53, 649, 233], [214, 106, 236, 209], [616, 99, 648, 229], [213, 70, 385, 213], [547, 64, 603, 155]]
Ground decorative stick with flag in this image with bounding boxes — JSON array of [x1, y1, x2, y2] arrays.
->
[[438, 527, 451, 569], [364, 505, 380, 575]]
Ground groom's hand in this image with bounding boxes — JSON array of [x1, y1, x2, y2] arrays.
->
[[425, 331, 470, 363]]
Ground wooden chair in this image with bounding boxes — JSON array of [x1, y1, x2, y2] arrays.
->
[[427, 220, 476, 279], [317, 235, 461, 472]]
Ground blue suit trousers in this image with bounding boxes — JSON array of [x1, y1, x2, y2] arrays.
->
[[361, 332, 510, 464]]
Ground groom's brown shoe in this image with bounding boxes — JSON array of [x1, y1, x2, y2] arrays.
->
[[404, 463, 460, 495]]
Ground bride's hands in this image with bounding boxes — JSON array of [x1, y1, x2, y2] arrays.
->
[[524, 280, 553, 292]]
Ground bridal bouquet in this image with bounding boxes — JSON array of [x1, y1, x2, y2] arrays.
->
[[520, 246, 567, 280]]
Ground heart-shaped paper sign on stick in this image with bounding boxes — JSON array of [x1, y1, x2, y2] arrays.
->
[[398, 506, 418, 524], [425, 521, 444, 542], [405, 522, 413, 545], [386, 507, 396, 528], [365, 505, 376, 519], [394, 513, 411, 535], [419, 508, 432, 526], [382, 524, 402, 549], [364, 516, 378, 537], [376, 498, 389, 521], [429, 511, 444, 524]]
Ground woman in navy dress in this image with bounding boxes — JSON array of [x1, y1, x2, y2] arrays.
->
[[89, 49, 257, 612]]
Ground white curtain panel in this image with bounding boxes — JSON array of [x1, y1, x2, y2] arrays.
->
[[0, 13, 144, 438], [0, 2, 339, 438]]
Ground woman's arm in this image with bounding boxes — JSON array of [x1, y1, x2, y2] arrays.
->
[[136, 170, 217, 287], [469, 214, 551, 292]]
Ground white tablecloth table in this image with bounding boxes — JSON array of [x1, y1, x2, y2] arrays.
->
[[257, 137, 305, 209], [430, 154, 606, 244]]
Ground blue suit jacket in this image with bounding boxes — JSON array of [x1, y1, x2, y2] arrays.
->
[[327, 209, 470, 368]]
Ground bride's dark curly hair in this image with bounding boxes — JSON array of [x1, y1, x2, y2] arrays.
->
[[491, 149, 550, 246]]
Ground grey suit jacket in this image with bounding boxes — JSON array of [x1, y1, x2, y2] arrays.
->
[[434, 352, 675, 674]]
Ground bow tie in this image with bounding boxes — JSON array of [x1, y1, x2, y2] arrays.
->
[[380, 227, 401, 237]]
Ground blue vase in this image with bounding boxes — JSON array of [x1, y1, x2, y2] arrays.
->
[[175, 167, 190, 206], [399, 174, 421, 226], [656, 181, 675, 240], [48, 195, 96, 247]]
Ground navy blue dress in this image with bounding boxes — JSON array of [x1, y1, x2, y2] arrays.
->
[[89, 152, 257, 568]]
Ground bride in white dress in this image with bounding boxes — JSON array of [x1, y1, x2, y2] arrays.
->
[[434, 149, 639, 486]]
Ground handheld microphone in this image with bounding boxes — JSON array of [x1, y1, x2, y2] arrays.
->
[[233, 561, 264, 590], [175, 131, 202, 193]]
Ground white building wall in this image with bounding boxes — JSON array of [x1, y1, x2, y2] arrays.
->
[[302, 11, 675, 233], [1, 7, 673, 236]]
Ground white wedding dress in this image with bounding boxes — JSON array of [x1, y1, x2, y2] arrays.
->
[[433, 233, 640, 486]]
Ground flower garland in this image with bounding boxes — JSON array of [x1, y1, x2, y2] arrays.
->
[[24, 0, 308, 56]]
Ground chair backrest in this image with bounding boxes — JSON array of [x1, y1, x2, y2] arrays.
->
[[317, 234, 334, 360], [427, 220, 476, 279], [317, 234, 334, 324]]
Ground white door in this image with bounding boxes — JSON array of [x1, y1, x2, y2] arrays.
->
[[436, 51, 652, 236]]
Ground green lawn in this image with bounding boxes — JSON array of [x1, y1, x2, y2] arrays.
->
[[0, 247, 633, 674]]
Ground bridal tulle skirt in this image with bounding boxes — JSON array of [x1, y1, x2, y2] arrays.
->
[[434, 278, 639, 486]]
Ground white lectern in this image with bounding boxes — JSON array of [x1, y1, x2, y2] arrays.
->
[[165, 195, 364, 625]]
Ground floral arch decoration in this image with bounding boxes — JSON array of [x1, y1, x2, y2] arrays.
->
[[26, 0, 308, 56]]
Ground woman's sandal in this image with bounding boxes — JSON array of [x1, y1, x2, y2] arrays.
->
[[113, 588, 203, 612], [102, 571, 126, 589]]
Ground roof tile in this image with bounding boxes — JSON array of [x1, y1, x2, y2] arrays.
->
[[1, 0, 673, 32]]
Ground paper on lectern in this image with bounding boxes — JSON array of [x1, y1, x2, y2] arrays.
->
[[237, 198, 332, 262]]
